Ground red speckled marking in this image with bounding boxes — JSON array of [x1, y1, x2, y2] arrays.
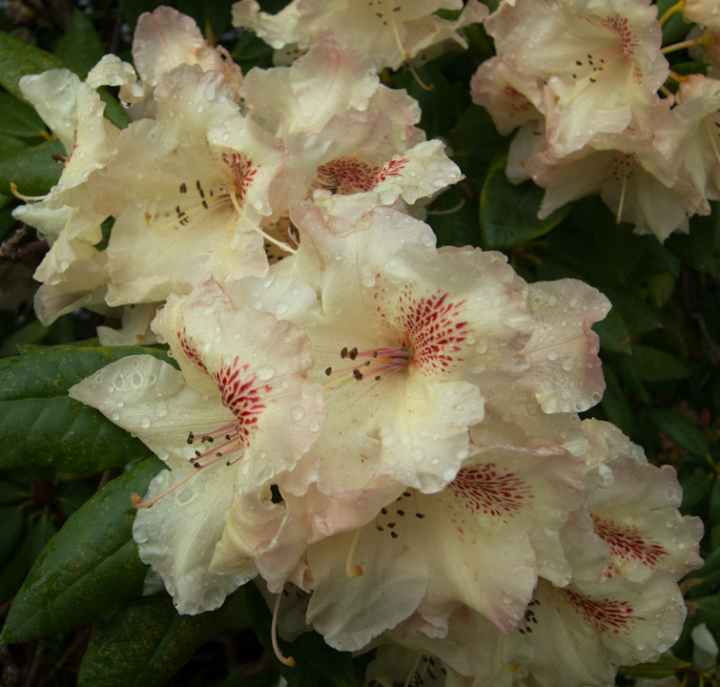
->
[[316, 156, 380, 194], [177, 331, 268, 445], [374, 157, 409, 185], [560, 589, 643, 634], [178, 328, 209, 374], [601, 16, 639, 59], [503, 86, 533, 117], [593, 515, 667, 574], [449, 463, 533, 524], [213, 356, 269, 443], [390, 287, 471, 375], [221, 152, 259, 203]]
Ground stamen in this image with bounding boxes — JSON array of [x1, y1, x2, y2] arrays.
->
[[345, 528, 364, 578], [271, 592, 296, 667], [10, 182, 47, 202], [134, 432, 243, 509], [383, 0, 434, 91], [231, 191, 297, 255], [616, 157, 630, 225]]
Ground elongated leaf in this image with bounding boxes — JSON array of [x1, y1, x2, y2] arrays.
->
[[0, 139, 65, 197], [0, 31, 67, 100], [0, 506, 25, 568], [593, 307, 632, 355], [246, 583, 357, 687], [680, 472, 714, 510], [78, 593, 212, 687], [646, 409, 710, 460], [695, 594, 720, 630], [480, 153, 571, 249], [619, 653, 690, 679], [631, 344, 689, 382], [0, 92, 47, 139], [0, 344, 174, 472], [0, 516, 56, 604], [55, 8, 105, 78], [0, 457, 162, 644]]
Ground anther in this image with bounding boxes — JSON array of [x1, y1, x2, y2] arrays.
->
[[391, 531, 399, 539], [415, 513, 426, 519], [349, 347, 358, 360], [325, 367, 332, 376], [180, 183, 187, 194], [353, 369, 364, 381], [341, 347, 348, 358]]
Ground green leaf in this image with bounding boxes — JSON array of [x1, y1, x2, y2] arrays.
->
[[646, 409, 711, 460], [0, 319, 51, 357], [679, 472, 714, 510], [631, 344, 689, 382], [619, 653, 690, 679], [98, 88, 131, 130], [0, 139, 65, 197], [600, 366, 633, 436], [0, 92, 47, 139], [0, 31, 67, 100], [593, 307, 632, 354], [78, 593, 212, 687], [55, 8, 105, 78], [710, 476, 720, 527], [0, 516, 56, 604], [0, 344, 174, 472], [246, 583, 357, 687], [695, 593, 720, 630], [447, 106, 506, 191], [0, 506, 25, 568], [666, 208, 720, 276], [426, 185, 480, 248], [480, 153, 571, 249], [0, 457, 162, 645]]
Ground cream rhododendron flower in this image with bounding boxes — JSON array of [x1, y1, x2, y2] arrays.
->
[[232, 0, 487, 71], [12, 58, 135, 324], [507, 119, 703, 241], [306, 443, 587, 650], [683, 0, 720, 30], [240, 34, 460, 221], [69, 277, 325, 613], [90, 64, 288, 306], [120, 6, 242, 118], [485, 0, 668, 155]]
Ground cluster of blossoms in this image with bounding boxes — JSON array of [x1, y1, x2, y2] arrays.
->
[[11, 3, 705, 686], [472, 0, 720, 241]]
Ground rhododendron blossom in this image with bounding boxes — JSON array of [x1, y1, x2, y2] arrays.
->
[[232, 0, 487, 71], [16, 4, 706, 683]]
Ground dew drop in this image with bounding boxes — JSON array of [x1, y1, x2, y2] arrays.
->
[[291, 406, 305, 421], [256, 366, 274, 380]]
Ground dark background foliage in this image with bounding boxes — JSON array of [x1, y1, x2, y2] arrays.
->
[[0, 0, 718, 685]]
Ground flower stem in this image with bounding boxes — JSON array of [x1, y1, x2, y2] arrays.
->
[[659, 0, 684, 26]]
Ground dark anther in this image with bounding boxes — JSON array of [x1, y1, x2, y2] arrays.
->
[[391, 531, 399, 538], [325, 367, 332, 376], [381, 508, 388, 514], [180, 182, 187, 193], [353, 369, 364, 381], [415, 513, 426, 519], [341, 347, 348, 358], [397, 510, 405, 516], [349, 347, 358, 360]]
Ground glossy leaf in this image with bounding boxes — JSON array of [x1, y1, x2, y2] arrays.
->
[[0, 139, 65, 197], [695, 594, 720, 630], [480, 153, 571, 249], [0, 516, 56, 604], [0, 457, 162, 644], [618, 653, 690, 679], [55, 8, 105, 78], [0, 344, 174, 472], [0, 31, 67, 100], [0, 92, 47, 139], [77, 593, 212, 687], [646, 409, 711, 460], [631, 344, 689, 382]]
